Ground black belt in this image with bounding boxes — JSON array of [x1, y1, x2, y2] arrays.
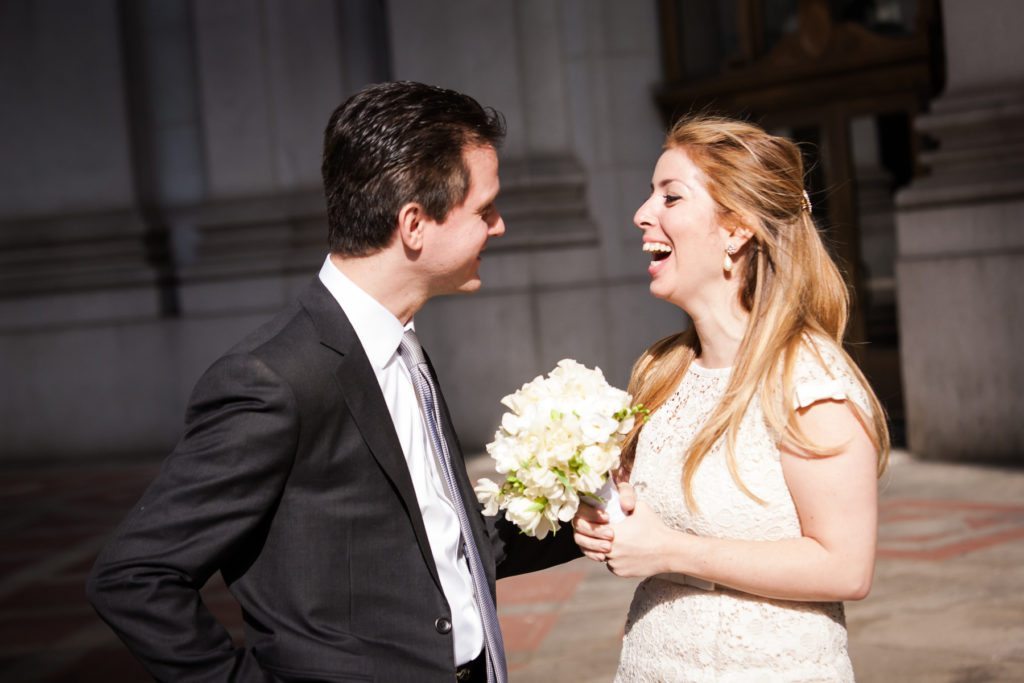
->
[[455, 650, 487, 682]]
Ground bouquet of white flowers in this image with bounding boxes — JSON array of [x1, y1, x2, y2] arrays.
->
[[473, 359, 648, 539]]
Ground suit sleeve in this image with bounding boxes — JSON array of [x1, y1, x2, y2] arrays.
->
[[86, 352, 298, 682], [490, 516, 582, 579]]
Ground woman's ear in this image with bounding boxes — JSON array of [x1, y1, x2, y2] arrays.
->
[[397, 202, 425, 251], [731, 224, 754, 248], [725, 213, 756, 249]]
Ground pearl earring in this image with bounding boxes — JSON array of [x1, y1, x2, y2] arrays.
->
[[723, 243, 737, 273]]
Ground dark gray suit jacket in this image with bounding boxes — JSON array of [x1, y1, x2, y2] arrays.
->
[[87, 278, 580, 682]]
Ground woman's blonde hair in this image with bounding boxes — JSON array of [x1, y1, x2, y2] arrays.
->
[[623, 115, 889, 509]]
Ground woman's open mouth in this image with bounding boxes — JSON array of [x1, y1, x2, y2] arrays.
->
[[642, 241, 672, 277], [642, 241, 672, 263]]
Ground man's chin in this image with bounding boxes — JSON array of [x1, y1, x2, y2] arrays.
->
[[435, 278, 482, 297], [456, 279, 482, 294]]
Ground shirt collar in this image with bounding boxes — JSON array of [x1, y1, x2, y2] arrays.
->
[[318, 255, 411, 370]]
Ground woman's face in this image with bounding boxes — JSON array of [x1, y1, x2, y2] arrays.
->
[[634, 147, 732, 309]]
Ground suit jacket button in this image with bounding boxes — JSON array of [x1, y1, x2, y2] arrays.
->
[[435, 617, 452, 634]]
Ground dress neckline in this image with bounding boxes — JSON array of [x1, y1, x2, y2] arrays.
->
[[688, 360, 732, 379]]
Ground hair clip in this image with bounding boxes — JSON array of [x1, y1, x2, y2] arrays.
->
[[801, 190, 812, 214]]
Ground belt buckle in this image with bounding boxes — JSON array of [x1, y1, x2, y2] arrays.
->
[[455, 665, 473, 681]]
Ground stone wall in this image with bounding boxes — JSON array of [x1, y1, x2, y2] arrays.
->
[[0, 0, 677, 459]]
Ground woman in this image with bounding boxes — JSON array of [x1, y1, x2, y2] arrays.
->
[[573, 116, 889, 682]]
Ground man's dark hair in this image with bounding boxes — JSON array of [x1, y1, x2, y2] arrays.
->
[[322, 81, 506, 256]]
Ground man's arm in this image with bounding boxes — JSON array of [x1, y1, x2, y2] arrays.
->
[[87, 352, 299, 682], [490, 516, 582, 579]]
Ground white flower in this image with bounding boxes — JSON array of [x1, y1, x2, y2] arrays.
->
[[474, 478, 503, 516], [506, 497, 548, 538], [486, 434, 523, 474], [547, 484, 580, 522], [578, 412, 620, 444], [521, 466, 560, 498], [573, 464, 606, 495], [534, 438, 575, 470], [578, 443, 620, 477], [475, 358, 644, 538], [499, 411, 522, 436]]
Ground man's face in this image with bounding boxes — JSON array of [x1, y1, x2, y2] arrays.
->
[[421, 145, 505, 296]]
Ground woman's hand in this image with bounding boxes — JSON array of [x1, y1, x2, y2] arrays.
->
[[572, 480, 637, 562], [573, 481, 684, 578], [604, 497, 681, 578], [572, 502, 612, 562]]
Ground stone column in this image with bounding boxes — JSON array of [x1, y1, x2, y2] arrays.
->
[[0, 0, 155, 326], [0, 0, 179, 458], [895, 0, 1024, 461]]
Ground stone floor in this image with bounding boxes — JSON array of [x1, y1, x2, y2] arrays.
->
[[1, 451, 1022, 682]]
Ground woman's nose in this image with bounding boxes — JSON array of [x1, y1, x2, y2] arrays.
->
[[634, 200, 654, 230]]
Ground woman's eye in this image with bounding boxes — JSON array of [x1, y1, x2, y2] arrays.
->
[[663, 194, 681, 205]]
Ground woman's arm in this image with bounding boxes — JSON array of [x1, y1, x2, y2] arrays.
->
[[577, 398, 879, 602]]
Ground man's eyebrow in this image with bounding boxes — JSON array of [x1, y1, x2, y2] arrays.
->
[[479, 189, 499, 208]]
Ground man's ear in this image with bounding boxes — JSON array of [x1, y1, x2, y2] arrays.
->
[[397, 202, 426, 251]]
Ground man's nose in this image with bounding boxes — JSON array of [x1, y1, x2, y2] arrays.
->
[[490, 213, 506, 237]]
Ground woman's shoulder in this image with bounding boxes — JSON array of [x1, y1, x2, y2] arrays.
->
[[789, 333, 869, 413], [793, 333, 846, 376]]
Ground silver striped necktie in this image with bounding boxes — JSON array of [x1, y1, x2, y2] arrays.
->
[[397, 329, 508, 683]]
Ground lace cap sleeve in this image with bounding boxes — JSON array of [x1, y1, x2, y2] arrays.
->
[[791, 336, 871, 415], [794, 378, 847, 409]]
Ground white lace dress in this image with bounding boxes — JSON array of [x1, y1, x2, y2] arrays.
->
[[615, 340, 871, 683]]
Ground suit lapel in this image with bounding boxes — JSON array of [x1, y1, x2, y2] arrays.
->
[[298, 279, 443, 590]]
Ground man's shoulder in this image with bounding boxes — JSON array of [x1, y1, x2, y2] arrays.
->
[[219, 280, 337, 381], [228, 298, 312, 358]]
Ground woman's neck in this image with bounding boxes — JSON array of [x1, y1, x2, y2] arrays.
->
[[687, 296, 749, 369]]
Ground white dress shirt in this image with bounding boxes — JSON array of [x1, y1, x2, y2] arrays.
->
[[318, 256, 484, 665]]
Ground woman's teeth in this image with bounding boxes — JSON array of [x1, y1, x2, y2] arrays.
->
[[642, 242, 672, 262]]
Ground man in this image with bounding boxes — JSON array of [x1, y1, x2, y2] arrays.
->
[[87, 81, 579, 683]]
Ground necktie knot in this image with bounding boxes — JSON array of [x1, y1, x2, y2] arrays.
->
[[398, 329, 427, 370]]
